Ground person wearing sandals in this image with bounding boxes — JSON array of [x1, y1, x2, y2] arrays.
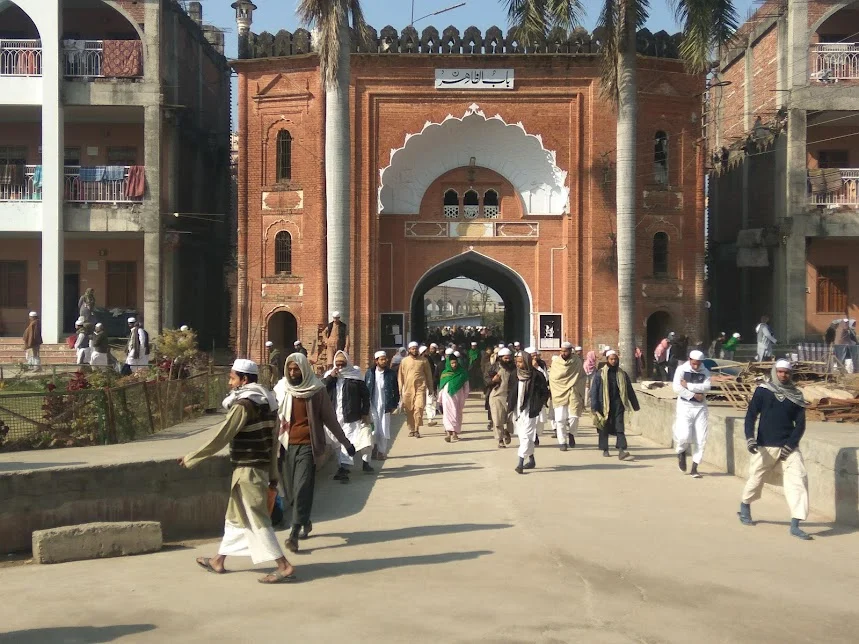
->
[[590, 350, 640, 461], [323, 351, 372, 480], [440, 351, 470, 443], [488, 347, 516, 448], [179, 359, 295, 584], [511, 350, 550, 474], [366, 350, 399, 460], [672, 349, 712, 478], [398, 341, 435, 439], [549, 342, 586, 451]]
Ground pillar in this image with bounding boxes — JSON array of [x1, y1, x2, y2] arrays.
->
[[143, 105, 162, 333]]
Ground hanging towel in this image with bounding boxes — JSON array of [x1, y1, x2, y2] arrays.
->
[[823, 168, 844, 194], [0, 163, 25, 185], [124, 165, 145, 198], [33, 165, 42, 188], [78, 166, 105, 182], [0, 164, 12, 185], [102, 40, 143, 78], [808, 169, 825, 195], [103, 166, 125, 181]]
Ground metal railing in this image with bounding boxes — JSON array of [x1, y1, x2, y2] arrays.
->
[[809, 168, 859, 206], [64, 166, 142, 203], [0, 165, 40, 201], [0, 39, 42, 76], [810, 43, 859, 81], [63, 40, 105, 78]]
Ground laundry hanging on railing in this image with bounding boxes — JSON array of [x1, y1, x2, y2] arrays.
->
[[78, 166, 105, 182], [808, 168, 845, 194], [33, 165, 42, 189], [0, 162, 24, 185], [102, 40, 143, 78], [124, 166, 145, 198], [103, 166, 125, 181]]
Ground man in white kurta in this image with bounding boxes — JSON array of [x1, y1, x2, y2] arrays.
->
[[324, 351, 372, 479], [549, 342, 586, 451], [125, 317, 150, 372], [366, 350, 398, 459], [672, 350, 712, 478]]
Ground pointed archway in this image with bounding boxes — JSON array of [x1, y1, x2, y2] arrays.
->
[[410, 251, 532, 343]]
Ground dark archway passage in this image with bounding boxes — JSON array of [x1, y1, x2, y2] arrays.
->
[[646, 310, 673, 375], [410, 252, 531, 343], [268, 311, 298, 353]]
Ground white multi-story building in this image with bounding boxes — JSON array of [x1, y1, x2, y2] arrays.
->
[[0, 0, 231, 353]]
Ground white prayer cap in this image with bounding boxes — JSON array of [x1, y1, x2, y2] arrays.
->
[[561, 341, 573, 349], [294, 340, 302, 346], [525, 346, 536, 354], [606, 350, 618, 357], [419, 345, 428, 354], [127, 317, 136, 323], [408, 341, 419, 348], [775, 359, 793, 370], [498, 348, 512, 356], [28, 311, 37, 317], [180, 325, 189, 331], [689, 350, 705, 361], [95, 323, 103, 330], [331, 311, 341, 319], [454, 351, 461, 357], [374, 350, 387, 359], [497, 343, 505, 349], [232, 358, 258, 375], [265, 341, 274, 347], [514, 341, 521, 347], [75, 317, 84, 326], [445, 348, 454, 356], [430, 343, 438, 349], [575, 346, 582, 351], [471, 341, 478, 346], [732, 332, 741, 338]]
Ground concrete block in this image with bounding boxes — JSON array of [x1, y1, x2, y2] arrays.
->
[[32, 521, 162, 564]]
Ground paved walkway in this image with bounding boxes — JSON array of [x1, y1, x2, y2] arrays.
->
[[1, 398, 858, 643]]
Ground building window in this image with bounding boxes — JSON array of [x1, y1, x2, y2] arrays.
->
[[653, 232, 669, 276], [818, 150, 849, 169], [654, 131, 669, 185], [443, 189, 459, 218], [817, 266, 848, 313], [0, 261, 27, 308], [0, 146, 27, 164], [483, 189, 500, 218], [463, 189, 479, 219], [64, 147, 81, 166], [106, 261, 137, 308], [276, 130, 292, 182], [107, 146, 137, 166], [274, 231, 292, 274]]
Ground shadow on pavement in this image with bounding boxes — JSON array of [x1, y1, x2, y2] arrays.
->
[[753, 519, 858, 538], [525, 463, 650, 473], [288, 549, 494, 581], [306, 522, 513, 552], [0, 462, 87, 472], [386, 449, 498, 460], [0, 624, 156, 643], [377, 462, 482, 479]]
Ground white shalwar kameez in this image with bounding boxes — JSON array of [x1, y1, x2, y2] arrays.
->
[[514, 379, 538, 459], [125, 327, 149, 372], [370, 367, 391, 455], [74, 332, 90, 365], [333, 378, 370, 468], [672, 360, 712, 464]]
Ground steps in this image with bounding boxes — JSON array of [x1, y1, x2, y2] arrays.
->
[[0, 337, 77, 367]]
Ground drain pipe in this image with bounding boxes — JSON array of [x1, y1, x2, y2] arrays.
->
[[550, 246, 567, 312]]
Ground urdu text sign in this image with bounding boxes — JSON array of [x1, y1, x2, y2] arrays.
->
[[435, 69, 515, 90]]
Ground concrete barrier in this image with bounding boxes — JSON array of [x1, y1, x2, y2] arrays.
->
[[630, 390, 859, 526], [32, 521, 162, 564]]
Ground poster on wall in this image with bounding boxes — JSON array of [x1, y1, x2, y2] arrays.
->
[[538, 313, 562, 350], [380, 313, 405, 349]]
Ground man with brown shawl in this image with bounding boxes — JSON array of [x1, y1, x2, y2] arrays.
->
[[397, 341, 434, 438], [550, 341, 586, 451], [23, 311, 42, 371], [322, 311, 349, 368]]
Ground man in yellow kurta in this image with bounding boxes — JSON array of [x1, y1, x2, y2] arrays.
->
[[549, 341, 586, 451], [179, 359, 295, 584], [397, 341, 435, 438]]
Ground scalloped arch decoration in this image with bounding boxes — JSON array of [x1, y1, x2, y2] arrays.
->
[[378, 104, 569, 216]]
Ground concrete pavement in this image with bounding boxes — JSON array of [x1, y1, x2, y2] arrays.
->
[[1, 397, 858, 643]]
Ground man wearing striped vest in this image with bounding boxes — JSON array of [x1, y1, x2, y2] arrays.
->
[[179, 359, 295, 584]]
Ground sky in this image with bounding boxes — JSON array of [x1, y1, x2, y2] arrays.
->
[[198, 0, 757, 126]]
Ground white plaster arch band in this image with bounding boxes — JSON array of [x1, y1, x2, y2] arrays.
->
[[0, 0, 43, 36], [379, 104, 569, 216], [810, 1, 859, 33]]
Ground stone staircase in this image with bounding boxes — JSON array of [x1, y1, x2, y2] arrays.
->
[[0, 337, 77, 367]]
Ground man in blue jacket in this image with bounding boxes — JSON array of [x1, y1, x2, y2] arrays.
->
[[366, 350, 400, 460], [740, 360, 811, 540]]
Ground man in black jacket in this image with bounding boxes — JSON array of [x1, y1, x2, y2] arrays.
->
[[740, 360, 811, 540], [590, 350, 640, 460], [324, 351, 371, 481], [509, 351, 550, 473], [366, 350, 400, 460]]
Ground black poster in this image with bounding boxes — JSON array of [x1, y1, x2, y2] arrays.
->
[[380, 313, 405, 349], [539, 314, 562, 350]]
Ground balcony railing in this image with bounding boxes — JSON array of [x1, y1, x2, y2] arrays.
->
[[0, 165, 40, 201], [810, 43, 859, 81], [809, 168, 859, 206], [64, 166, 144, 203], [0, 39, 42, 76], [63, 40, 143, 79]]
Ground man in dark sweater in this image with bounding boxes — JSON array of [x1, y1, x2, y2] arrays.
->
[[740, 360, 811, 540]]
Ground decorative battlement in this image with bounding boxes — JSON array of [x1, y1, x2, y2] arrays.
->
[[242, 25, 683, 60]]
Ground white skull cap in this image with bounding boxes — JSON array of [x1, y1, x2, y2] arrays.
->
[[561, 342, 573, 349], [606, 350, 618, 357], [28, 311, 38, 317], [332, 311, 341, 318], [265, 341, 274, 347], [733, 332, 741, 338], [498, 348, 512, 356], [127, 317, 136, 323], [374, 350, 387, 359], [689, 350, 705, 361], [408, 341, 419, 348], [775, 359, 792, 370], [232, 358, 258, 375]]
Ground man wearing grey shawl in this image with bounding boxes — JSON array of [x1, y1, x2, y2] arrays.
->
[[740, 360, 812, 540]]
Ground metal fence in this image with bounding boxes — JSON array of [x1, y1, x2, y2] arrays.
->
[[0, 369, 229, 451]]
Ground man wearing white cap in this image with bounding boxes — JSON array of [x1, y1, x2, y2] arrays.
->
[[420, 345, 440, 426], [672, 349, 712, 478], [755, 315, 777, 362], [740, 360, 812, 539], [366, 350, 399, 460], [90, 323, 110, 366], [180, 359, 296, 583], [125, 317, 150, 372], [487, 347, 516, 448], [23, 311, 42, 371], [74, 318, 90, 365], [265, 341, 282, 384], [398, 341, 434, 438], [722, 332, 741, 361], [293, 340, 308, 357], [323, 351, 372, 480], [322, 311, 349, 368], [549, 342, 586, 451], [590, 350, 640, 460]]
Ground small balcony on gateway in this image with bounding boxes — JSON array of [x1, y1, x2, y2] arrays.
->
[[807, 111, 859, 209], [809, 5, 859, 84], [0, 3, 43, 105]]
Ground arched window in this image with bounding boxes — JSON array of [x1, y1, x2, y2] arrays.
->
[[274, 231, 292, 274], [653, 232, 669, 276], [483, 189, 499, 218], [654, 131, 668, 185], [463, 189, 479, 219], [276, 130, 292, 182], [443, 189, 459, 218]]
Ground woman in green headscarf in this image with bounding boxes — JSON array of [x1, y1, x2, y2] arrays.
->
[[439, 351, 470, 443]]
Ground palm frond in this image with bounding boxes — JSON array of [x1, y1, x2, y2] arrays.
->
[[597, 0, 620, 102], [547, 0, 586, 31], [673, 0, 738, 71], [349, 0, 375, 52], [506, 0, 585, 44], [298, 0, 350, 88]]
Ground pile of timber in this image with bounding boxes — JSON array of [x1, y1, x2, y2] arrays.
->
[[807, 398, 859, 422]]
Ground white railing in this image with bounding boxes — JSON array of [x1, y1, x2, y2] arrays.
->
[[405, 221, 539, 239], [810, 43, 859, 81], [0, 39, 42, 76], [809, 168, 859, 206], [64, 166, 142, 203], [0, 165, 40, 201], [63, 40, 104, 78]]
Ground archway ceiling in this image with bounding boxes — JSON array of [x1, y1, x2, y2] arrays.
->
[[379, 104, 569, 216]]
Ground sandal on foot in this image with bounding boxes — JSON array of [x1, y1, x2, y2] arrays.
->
[[258, 570, 296, 584], [196, 557, 225, 574]]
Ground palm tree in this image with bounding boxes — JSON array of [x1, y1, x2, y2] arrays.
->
[[298, 1, 371, 328], [506, 0, 737, 371]]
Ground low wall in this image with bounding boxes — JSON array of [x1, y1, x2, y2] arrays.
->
[[630, 391, 859, 526]]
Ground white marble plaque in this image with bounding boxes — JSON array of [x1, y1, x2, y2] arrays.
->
[[435, 69, 514, 90]]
